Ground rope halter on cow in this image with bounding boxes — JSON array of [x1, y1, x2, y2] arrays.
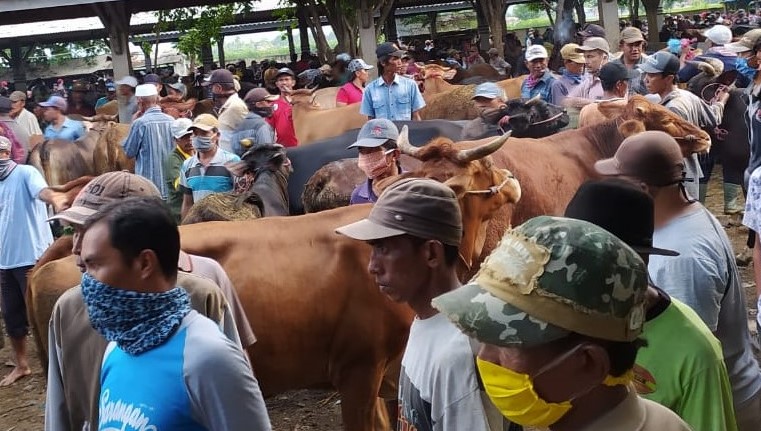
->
[[465, 173, 516, 196]]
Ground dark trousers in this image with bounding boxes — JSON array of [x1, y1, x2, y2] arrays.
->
[[0, 266, 32, 339]]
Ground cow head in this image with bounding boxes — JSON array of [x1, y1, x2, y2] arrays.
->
[[596, 95, 711, 156], [229, 143, 292, 194], [379, 126, 521, 274], [482, 96, 569, 138], [686, 58, 737, 103]]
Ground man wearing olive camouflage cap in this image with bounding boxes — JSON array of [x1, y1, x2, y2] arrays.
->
[[433, 216, 691, 430]]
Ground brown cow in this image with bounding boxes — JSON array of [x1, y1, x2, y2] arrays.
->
[[313, 86, 340, 109], [91, 121, 134, 174], [290, 89, 367, 144], [28, 134, 519, 431]]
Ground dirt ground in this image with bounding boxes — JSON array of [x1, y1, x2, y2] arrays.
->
[[0, 167, 758, 431]]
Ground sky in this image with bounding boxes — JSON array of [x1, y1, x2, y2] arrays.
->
[[0, 0, 288, 43]]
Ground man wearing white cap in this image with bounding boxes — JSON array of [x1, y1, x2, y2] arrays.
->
[[122, 84, 175, 200], [163, 118, 194, 222], [115, 76, 138, 124], [678, 25, 750, 88], [520, 44, 556, 102]]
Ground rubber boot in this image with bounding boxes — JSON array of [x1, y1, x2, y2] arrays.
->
[[699, 183, 708, 204], [724, 183, 745, 215]]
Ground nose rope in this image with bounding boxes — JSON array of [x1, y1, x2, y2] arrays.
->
[[465, 174, 515, 195]]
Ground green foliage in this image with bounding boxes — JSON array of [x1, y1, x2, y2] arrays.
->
[[155, 2, 257, 62], [23, 40, 110, 67]]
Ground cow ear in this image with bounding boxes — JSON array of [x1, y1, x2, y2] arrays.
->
[[619, 120, 646, 137]]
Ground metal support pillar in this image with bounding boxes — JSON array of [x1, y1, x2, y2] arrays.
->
[[201, 42, 214, 71], [9, 45, 28, 90], [93, 1, 133, 123], [286, 27, 297, 63], [217, 36, 226, 67], [384, 6, 398, 44], [474, 5, 490, 51]]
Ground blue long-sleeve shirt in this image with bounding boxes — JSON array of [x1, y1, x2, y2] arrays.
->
[[122, 106, 174, 199]]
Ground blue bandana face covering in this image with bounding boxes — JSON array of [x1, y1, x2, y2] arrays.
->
[[736, 57, 757, 81], [81, 272, 191, 356], [561, 69, 582, 85]]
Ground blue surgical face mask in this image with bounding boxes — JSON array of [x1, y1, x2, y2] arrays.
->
[[736, 57, 757, 81], [192, 135, 214, 152]]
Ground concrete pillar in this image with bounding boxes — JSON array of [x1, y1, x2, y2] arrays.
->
[[297, 9, 311, 55], [384, 6, 398, 44], [217, 36, 225, 67], [358, 0, 378, 79], [286, 27, 297, 63], [94, 1, 133, 123], [598, 1, 620, 50]]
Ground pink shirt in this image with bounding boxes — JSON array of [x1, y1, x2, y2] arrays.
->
[[336, 82, 364, 105]]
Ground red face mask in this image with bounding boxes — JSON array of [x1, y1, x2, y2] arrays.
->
[[358, 149, 392, 179]]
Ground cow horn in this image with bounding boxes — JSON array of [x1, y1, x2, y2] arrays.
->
[[695, 61, 716, 77], [525, 94, 542, 106], [396, 126, 421, 157], [455, 131, 512, 163]]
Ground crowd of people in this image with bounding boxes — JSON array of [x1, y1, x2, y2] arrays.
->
[[3, 10, 761, 431]]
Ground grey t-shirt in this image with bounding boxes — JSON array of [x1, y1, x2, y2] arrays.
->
[[649, 205, 761, 407]]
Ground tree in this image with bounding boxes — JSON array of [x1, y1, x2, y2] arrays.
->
[[468, 0, 509, 54], [642, 0, 661, 45], [154, 2, 257, 65]]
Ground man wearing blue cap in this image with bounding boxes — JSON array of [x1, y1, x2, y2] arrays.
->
[[360, 42, 426, 121], [347, 118, 403, 205], [95, 81, 116, 109], [40, 96, 85, 141]]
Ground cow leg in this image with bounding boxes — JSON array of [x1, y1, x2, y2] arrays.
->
[[337, 365, 387, 431]]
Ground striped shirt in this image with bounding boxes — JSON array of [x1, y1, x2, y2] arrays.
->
[[122, 106, 174, 199], [179, 148, 240, 202]]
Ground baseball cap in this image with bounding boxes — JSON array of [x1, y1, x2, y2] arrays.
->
[[488, 48, 499, 55], [202, 69, 235, 87], [71, 80, 89, 92], [275, 67, 295, 79], [577, 23, 606, 39], [432, 216, 648, 347], [347, 59, 374, 73], [638, 51, 680, 75], [49, 171, 160, 225], [166, 82, 186, 96], [472, 82, 505, 100], [189, 113, 219, 132], [135, 84, 158, 97], [559, 43, 585, 64], [598, 62, 637, 86], [115, 76, 138, 88], [525, 44, 548, 61], [8, 91, 26, 102], [726, 28, 761, 52], [376, 42, 406, 59], [0, 97, 11, 113], [105, 82, 116, 92], [576, 37, 611, 54], [0, 136, 10, 152], [564, 180, 679, 256], [336, 178, 463, 247], [703, 25, 732, 45], [143, 73, 161, 84], [336, 53, 352, 63], [595, 130, 685, 186], [347, 119, 399, 149], [171, 118, 193, 140], [244, 88, 278, 104], [620, 27, 645, 44], [39, 95, 68, 112]]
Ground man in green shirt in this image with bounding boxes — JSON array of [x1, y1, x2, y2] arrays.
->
[[564, 179, 738, 431], [163, 118, 194, 222]]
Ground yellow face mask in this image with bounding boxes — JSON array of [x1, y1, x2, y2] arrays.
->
[[476, 346, 633, 428]]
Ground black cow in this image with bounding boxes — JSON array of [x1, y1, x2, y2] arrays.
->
[[460, 97, 569, 140], [286, 120, 466, 214]]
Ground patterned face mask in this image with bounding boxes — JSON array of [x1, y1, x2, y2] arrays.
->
[[80, 272, 191, 355]]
